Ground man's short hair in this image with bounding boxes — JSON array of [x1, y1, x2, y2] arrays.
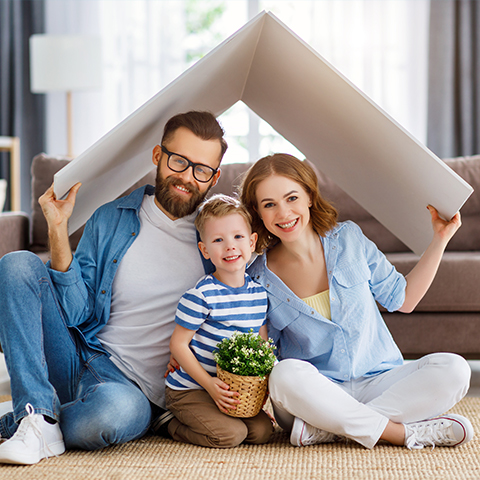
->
[[162, 111, 228, 160], [195, 194, 253, 240]]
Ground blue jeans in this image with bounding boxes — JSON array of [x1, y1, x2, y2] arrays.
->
[[0, 251, 153, 450]]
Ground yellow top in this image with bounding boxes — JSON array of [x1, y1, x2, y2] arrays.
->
[[302, 290, 331, 320]]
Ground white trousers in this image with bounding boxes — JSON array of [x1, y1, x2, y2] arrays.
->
[[269, 353, 471, 449]]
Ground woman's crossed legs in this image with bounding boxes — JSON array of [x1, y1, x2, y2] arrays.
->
[[269, 354, 471, 449]]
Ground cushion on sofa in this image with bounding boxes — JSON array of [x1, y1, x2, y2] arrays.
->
[[441, 155, 480, 251], [387, 252, 480, 311], [209, 162, 251, 198]]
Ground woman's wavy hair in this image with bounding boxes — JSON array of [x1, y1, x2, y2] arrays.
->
[[240, 153, 338, 253]]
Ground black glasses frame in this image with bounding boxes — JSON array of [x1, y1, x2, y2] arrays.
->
[[161, 145, 218, 183]]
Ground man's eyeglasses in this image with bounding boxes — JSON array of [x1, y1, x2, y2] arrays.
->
[[161, 145, 218, 183]]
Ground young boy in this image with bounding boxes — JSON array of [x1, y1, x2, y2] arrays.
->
[[165, 194, 274, 448]]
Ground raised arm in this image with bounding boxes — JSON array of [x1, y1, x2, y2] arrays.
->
[[399, 205, 461, 313], [38, 182, 82, 272]]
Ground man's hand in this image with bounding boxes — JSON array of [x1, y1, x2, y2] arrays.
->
[[39, 182, 81, 272], [206, 377, 240, 414], [39, 182, 82, 231]]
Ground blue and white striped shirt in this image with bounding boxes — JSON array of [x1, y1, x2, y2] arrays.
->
[[165, 273, 268, 390]]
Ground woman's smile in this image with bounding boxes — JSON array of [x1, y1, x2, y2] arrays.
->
[[276, 218, 299, 230]]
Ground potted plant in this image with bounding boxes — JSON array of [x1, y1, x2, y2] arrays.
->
[[213, 330, 276, 418]]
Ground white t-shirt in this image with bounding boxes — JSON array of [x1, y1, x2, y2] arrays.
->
[[96, 194, 205, 407]]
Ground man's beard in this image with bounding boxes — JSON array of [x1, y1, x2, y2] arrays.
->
[[155, 168, 212, 219]]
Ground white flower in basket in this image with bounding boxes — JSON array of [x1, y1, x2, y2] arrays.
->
[[213, 330, 276, 418]]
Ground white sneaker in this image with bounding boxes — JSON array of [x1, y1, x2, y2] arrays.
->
[[404, 413, 474, 450], [290, 417, 340, 447], [0, 403, 65, 464]]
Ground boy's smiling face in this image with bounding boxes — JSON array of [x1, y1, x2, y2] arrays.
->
[[198, 213, 257, 287]]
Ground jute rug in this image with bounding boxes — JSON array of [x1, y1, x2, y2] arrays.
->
[[0, 395, 478, 480]]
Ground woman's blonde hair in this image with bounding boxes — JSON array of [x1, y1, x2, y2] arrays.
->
[[195, 194, 252, 240], [240, 154, 338, 253]]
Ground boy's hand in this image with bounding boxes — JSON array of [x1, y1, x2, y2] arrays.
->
[[207, 377, 240, 414]]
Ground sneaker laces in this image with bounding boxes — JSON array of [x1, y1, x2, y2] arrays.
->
[[304, 428, 338, 445], [405, 418, 455, 450], [298, 421, 340, 446], [15, 404, 58, 459]]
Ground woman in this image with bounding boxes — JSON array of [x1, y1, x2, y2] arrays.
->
[[241, 153, 472, 450]]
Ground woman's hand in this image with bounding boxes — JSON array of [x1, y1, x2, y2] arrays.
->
[[428, 205, 461, 247], [400, 205, 461, 313], [206, 377, 240, 414]]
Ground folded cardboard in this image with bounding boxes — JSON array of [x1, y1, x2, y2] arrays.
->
[[55, 11, 473, 255]]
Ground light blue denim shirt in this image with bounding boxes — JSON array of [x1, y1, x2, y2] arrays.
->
[[46, 185, 213, 352], [247, 221, 406, 383]]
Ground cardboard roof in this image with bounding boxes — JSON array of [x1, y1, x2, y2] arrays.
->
[[55, 11, 473, 255]]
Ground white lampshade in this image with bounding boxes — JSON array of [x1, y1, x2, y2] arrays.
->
[[30, 35, 102, 93]]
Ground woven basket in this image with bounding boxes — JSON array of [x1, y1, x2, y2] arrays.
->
[[216, 365, 268, 418]]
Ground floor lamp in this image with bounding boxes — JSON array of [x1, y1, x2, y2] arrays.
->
[[30, 35, 102, 158]]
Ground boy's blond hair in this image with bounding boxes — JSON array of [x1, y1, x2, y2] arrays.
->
[[195, 194, 253, 240]]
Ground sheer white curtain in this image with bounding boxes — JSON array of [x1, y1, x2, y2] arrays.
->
[[44, 0, 429, 163]]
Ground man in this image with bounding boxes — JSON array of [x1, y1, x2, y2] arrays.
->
[[0, 111, 227, 464]]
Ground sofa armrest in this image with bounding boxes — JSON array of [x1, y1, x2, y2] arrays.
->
[[0, 212, 30, 258]]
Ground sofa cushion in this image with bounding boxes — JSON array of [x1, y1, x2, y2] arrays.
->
[[0, 212, 29, 257], [209, 162, 250, 198], [442, 155, 480, 251], [384, 311, 480, 358], [387, 251, 480, 311]]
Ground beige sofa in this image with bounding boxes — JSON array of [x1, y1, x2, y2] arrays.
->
[[1, 153, 480, 359]]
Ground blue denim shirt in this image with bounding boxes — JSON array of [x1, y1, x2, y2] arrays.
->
[[247, 221, 406, 382], [46, 185, 213, 352]]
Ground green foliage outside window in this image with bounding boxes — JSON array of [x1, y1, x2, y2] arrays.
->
[[185, 0, 226, 63]]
